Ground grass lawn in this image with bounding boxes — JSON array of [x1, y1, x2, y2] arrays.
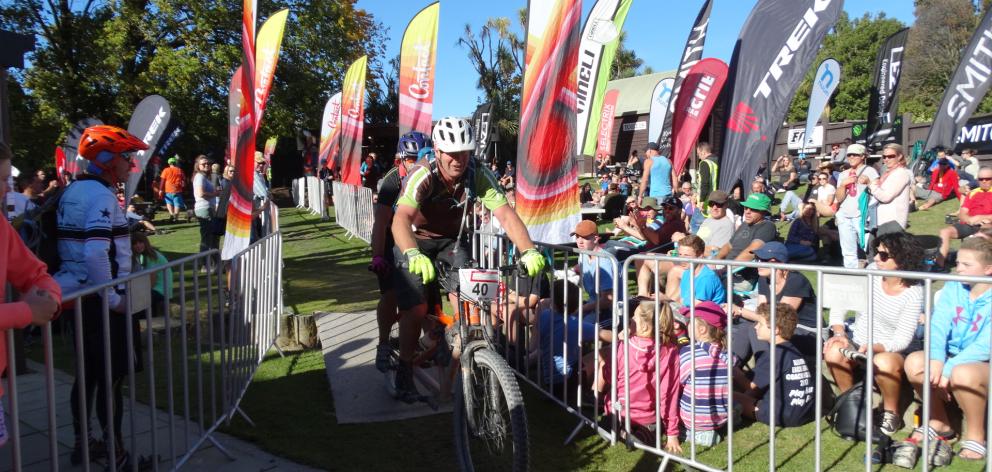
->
[[144, 196, 980, 471]]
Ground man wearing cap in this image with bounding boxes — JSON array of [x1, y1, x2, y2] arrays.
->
[[711, 193, 778, 290], [638, 142, 674, 203], [570, 220, 615, 327], [833, 143, 879, 268], [683, 190, 735, 254], [610, 196, 685, 251], [159, 156, 186, 223]]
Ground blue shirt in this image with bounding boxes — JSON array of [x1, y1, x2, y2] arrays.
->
[[679, 265, 727, 307], [649, 155, 673, 199], [929, 281, 992, 378], [580, 251, 615, 305], [538, 308, 597, 385]]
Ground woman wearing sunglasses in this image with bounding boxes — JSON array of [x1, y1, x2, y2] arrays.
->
[[823, 231, 925, 436], [866, 143, 913, 235]]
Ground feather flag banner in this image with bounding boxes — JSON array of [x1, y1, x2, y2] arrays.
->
[[398, 2, 439, 137], [340, 55, 368, 186], [253, 8, 288, 132]]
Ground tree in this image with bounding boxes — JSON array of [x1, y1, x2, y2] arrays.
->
[[786, 12, 907, 123], [458, 11, 525, 140], [610, 32, 645, 80]]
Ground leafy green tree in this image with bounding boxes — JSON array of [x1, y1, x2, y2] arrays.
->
[[458, 12, 525, 140], [610, 32, 645, 80]]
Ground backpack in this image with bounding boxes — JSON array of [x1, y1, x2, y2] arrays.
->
[[18, 186, 67, 275], [826, 380, 889, 444]]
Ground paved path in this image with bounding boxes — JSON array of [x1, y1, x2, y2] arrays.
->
[[1, 360, 321, 472]]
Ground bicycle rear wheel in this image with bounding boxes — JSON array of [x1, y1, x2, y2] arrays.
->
[[453, 348, 529, 471]]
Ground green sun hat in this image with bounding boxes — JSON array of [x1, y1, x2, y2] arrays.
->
[[740, 193, 771, 213]]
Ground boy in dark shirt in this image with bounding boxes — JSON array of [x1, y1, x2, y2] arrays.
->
[[734, 303, 815, 427]]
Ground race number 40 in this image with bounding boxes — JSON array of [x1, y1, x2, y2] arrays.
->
[[459, 268, 500, 303]]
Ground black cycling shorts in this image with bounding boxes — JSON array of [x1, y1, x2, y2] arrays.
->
[[392, 238, 471, 310]]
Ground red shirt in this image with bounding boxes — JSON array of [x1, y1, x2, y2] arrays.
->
[[928, 167, 961, 200], [963, 187, 992, 217]]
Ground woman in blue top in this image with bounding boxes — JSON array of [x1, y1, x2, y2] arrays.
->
[[899, 237, 992, 464]]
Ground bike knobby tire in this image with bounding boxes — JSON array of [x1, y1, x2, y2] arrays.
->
[[453, 348, 529, 472]]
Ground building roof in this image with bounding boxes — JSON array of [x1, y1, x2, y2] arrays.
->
[[604, 70, 677, 116]]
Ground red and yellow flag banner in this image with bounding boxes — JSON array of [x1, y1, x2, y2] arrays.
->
[[319, 92, 342, 170], [253, 9, 288, 133], [339, 55, 367, 186], [516, 0, 581, 244], [398, 2, 439, 137]]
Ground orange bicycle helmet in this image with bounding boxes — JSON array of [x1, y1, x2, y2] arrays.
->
[[78, 125, 149, 160]]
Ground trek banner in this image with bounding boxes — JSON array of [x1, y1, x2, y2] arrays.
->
[[398, 2, 439, 137], [222, 0, 258, 261], [719, 0, 844, 190], [803, 58, 841, 150], [866, 27, 908, 148], [319, 92, 342, 170], [647, 77, 675, 150], [125, 95, 173, 201], [658, 0, 712, 155], [596, 89, 620, 157], [65, 117, 103, 177], [518, 0, 581, 244], [671, 58, 727, 175], [576, 0, 633, 156], [471, 102, 494, 160], [925, 7, 992, 153], [339, 55, 368, 186], [253, 9, 288, 133]]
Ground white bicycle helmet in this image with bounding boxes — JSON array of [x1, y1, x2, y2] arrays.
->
[[432, 117, 476, 153]]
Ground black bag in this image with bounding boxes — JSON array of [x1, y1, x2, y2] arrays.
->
[[17, 187, 66, 275], [827, 381, 888, 443]]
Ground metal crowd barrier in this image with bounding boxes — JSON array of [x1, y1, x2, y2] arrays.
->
[[2, 231, 283, 471], [304, 177, 325, 219], [330, 181, 373, 244], [471, 228, 992, 472], [291, 178, 306, 209]]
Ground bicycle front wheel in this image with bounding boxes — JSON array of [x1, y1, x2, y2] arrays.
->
[[453, 348, 529, 472]]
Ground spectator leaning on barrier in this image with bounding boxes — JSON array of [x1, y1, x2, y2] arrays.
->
[[936, 166, 992, 268], [898, 237, 992, 467], [824, 231, 925, 437], [54, 125, 146, 468], [131, 231, 172, 318], [570, 220, 615, 328], [833, 143, 878, 268]]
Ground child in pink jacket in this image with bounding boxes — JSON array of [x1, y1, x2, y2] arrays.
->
[[597, 300, 682, 453]]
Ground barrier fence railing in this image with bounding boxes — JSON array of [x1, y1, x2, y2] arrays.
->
[[3, 231, 283, 471], [304, 177, 325, 219], [291, 178, 306, 209], [471, 228, 992, 471], [330, 181, 373, 244]]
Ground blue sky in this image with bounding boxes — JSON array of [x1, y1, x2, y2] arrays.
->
[[356, 0, 916, 118]]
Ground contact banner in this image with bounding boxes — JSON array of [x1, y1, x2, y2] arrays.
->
[[517, 0, 581, 244], [253, 9, 289, 133], [576, 0, 633, 156], [125, 95, 173, 201], [803, 58, 841, 149], [658, 0, 711, 155], [671, 58, 727, 175], [398, 2, 439, 137], [339, 55, 368, 186], [319, 92, 342, 170]]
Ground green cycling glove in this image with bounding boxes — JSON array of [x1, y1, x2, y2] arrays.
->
[[520, 248, 545, 277], [404, 248, 436, 284]]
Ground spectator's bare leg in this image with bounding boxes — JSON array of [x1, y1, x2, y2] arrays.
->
[[904, 351, 954, 436], [823, 345, 856, 392], [937, 226, 959, 267], [874, 352, 905, 413], [949, 362, 989, 456], [376, 291, 398, 346], [398, 304, 427, 363]]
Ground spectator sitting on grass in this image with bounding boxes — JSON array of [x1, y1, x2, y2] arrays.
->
[[653, 235, 726, 308], [131, 232, 172, 318], [916, 158, 961, 211], [897, 237, 992, 466], [733, 303, 814, 428], [679, 301, 731, 447], [569, 220, 615, 328]]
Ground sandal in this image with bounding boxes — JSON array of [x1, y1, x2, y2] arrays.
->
[[959, 440, 986, 461]]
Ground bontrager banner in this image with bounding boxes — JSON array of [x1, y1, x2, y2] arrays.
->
[[671, 58, 727, 175], [597, 89, 620, 157], [518, 0, 581, 244], [576, 0, 633, 156], [253, 9, 288, 133], [925, 7, 992, 153], [866, 28, 908, 148], [339, 55, 368, 186], [471, 102, 494, 160], [647, 77, 675, 149], [719, 0, 844, 190], [125, 95, 173, 201], [658, 0, 712, 155], [398, 2, 439, 137], [65, 117, 103, 176], [803, 58, 841, 149], [222, 0, 258, 261], [319, 92, 342, 170]]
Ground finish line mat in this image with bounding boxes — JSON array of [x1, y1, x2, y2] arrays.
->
[[316, 311, 452, 424]]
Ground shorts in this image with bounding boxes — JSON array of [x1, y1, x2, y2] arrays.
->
[[954, 223, 981, 238], [508, 273, 550, 300], [164, 192, 185, 208], [393, 238, 471, 310], [376, 249, 396, 293]]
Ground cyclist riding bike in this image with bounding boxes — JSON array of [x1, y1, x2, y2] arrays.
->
[[390, 117, 545, 402], [372, 131, 432, 372]]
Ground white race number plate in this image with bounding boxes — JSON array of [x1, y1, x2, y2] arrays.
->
[[459, 268, 500, 303]]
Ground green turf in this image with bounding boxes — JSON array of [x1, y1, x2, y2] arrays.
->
[[141, 197, 982, 471]]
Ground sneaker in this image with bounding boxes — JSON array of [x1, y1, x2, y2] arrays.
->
[[879, 410, 905, 436], [71, 437, 107, 465], [374, 343, 392, 372], [928, 439, 953, 467], [394, 362, 421, 404], [891, 440, 920, 469]]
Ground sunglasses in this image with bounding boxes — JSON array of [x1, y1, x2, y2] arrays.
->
[[817, 176, 828, 180], [708, 201, 725, 208], [882, 154, 899, 159], [978, 177, 992, 182], [876, 251, 891, 262]]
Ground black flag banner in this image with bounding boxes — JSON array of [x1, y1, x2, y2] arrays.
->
[[866, 27, 909, 148], [658, 0, 712, 155], [925, 7, 992, 153], [718, 0, 844, 190], [471, 102, 495, 161], [125, 95, 173, 201]]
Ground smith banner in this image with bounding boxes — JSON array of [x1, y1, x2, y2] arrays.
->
[[866, 27, 908, 148], [518, 0, 581, 244], [719, 0, 844, 190], [253, 9, 288, 133], [925, 7, 992, 153], [659, 0, 712, 155], [398, 2, 439, 137], [803, 58, 841, 149], [647, 77, 675, 150], [576, 0, 633, 156], [319, 92, 342, 170], [125, 95, 173, 201], [671, 58, 727, 175], [339, 55, 368, 186]]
